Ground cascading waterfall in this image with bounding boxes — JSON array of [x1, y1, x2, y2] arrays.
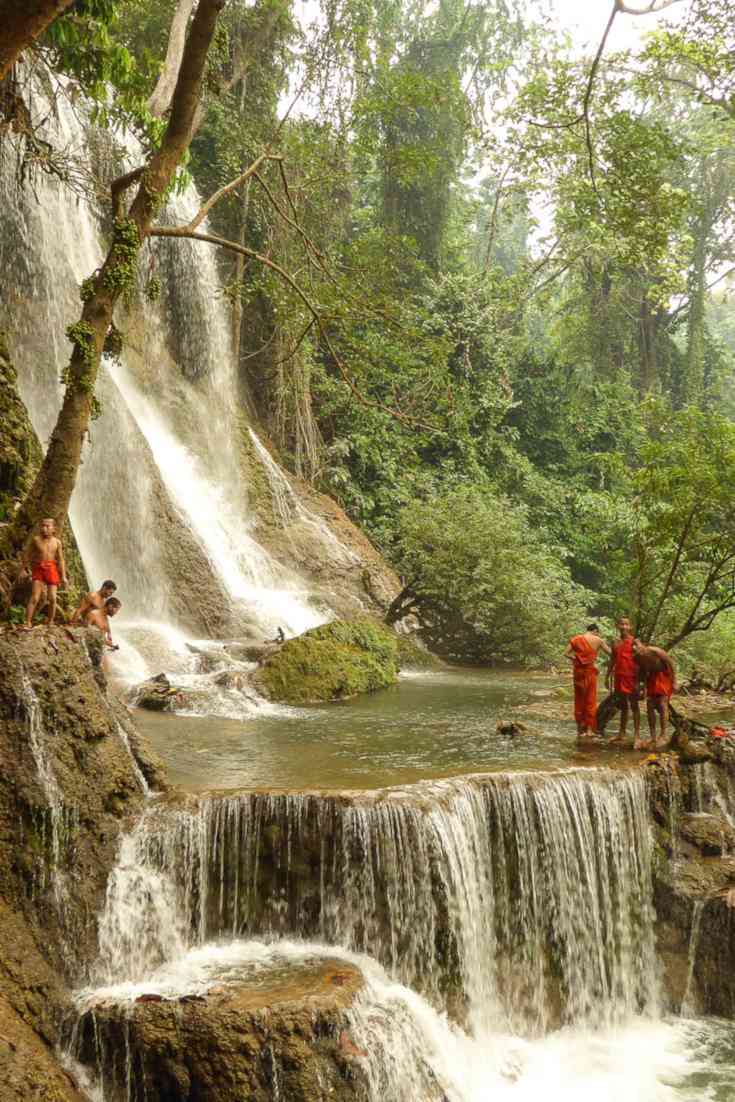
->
[[18, 670, 78, 907], [247, 428, 359, 567], [0, 87, 328, 674], [90, 769, 659, 1036]]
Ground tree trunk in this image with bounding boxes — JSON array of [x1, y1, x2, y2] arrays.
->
[[9, 0, 225, 554], [683, 215, 707, 405], [147, 0, 196, 118], [0, 0, 75, 82], [637, 294, 659, 393]]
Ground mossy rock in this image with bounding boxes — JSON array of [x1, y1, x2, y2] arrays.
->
[[253, 618, 399, 704], [395, 634, 444, 671]]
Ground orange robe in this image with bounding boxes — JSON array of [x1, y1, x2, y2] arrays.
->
[[569, 634, 598, 731], [613, 637, 637, 695], [646, 668, 673, 700]]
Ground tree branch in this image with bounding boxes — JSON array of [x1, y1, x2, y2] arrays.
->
[[149, 226, 437, 430], [147, 0, 196, 118]]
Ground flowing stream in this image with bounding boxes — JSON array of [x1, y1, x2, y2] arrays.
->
[[72, 768, 735, 1100]]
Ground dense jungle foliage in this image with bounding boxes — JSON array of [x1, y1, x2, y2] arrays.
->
[[6, 0, 735, 666]]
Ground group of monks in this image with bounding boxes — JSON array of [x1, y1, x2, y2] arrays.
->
[[566, 617, 676, 750]]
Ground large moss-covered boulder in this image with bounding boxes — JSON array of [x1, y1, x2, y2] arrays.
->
[[253, 618, 399, 704]]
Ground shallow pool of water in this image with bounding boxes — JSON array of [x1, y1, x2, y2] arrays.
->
[[133, 668, 644, 791]]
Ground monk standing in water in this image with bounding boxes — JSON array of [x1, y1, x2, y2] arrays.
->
[[565, 624, 610, 739], [607, 617, 642, 748], [633, 641, 676, 750]]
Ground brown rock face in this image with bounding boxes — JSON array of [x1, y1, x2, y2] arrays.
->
[[0, 629, 157, 1100], [645, 747, 735, 1016], [75, 959, 370, 1102]]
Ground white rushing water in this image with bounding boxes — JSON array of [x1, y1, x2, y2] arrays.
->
[[94, 770, 658, 1034], [68, 767, 735, 1100], [0, 88, 328, 682]]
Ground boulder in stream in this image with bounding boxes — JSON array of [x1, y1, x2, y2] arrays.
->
[[75, 958, 371, 1102], [252, 618, 399, 705]]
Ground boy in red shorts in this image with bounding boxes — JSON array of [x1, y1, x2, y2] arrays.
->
[[20, 518, 68, 629]]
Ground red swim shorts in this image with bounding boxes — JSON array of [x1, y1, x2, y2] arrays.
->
[[32, 560, 60, 586]]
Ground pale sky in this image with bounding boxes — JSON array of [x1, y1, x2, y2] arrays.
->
[[550, 0, 685, 54]]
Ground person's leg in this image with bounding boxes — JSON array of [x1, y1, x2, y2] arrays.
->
[[44, 584, 58, 626], [659, 697, 669, 747], [631, 697, 642, 747], [649, 699, 661, 750], [24, 580, 44, 628], [617, 696, 629, 740]]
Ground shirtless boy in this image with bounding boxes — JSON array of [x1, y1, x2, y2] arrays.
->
[[20, 518, 68, 629], [71, 580, 117, 624], [607, 617, 642, 747], [632, 640, 677, 751], [564, 623, 611, 739], [86, 597, 121, 649]]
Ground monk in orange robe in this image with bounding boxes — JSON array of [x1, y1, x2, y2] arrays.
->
[[633, 641, 676, 750], [607, 616, 642, 747], [565, 624, 610, 739]]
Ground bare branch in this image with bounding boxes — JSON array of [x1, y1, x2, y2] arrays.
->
[[148, 0, 196, 118], [188, 152, 278, 231]]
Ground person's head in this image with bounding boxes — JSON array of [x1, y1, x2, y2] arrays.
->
[[632, 638, 646, 656], [39, 518, 56, 537], [100, 580, 117, 598], [587, 622, 599, 634], [105, 597, 121, 617], [617, 616, 632, 638]]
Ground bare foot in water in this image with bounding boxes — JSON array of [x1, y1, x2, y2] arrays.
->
[[634, 739, 650, 751]]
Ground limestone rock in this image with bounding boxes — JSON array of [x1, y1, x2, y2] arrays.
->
[[0, 630, 158, 1098], [496, 720, 529, 738], [75, 959, 371, 1102], [252, 618, 399, 705], [679, 813, 735, 856]]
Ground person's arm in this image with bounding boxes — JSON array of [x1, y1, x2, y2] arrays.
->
[[665, 655, 677, 692], [606, 643, 616, 689], [70, 593, 92, 624], [19, 535, 35, 576], [57, 540, 68, 587]]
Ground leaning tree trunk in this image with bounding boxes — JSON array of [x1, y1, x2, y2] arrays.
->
[[8, 0, 225, 554], [0, 0, 75, 82]]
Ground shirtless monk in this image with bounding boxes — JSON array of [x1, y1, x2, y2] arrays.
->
[[86, 597, 121, 649], [20, 518, 68, 629], [565, 624, 611, 739], [607, 616, 642, 747], [632, 640, 677, 751], [71, 580, 117, 624]]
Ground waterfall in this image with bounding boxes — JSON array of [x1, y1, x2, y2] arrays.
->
[[0, 87, 328, 670], [247, 428, 359, 567], [92, 769, 659, 1035]]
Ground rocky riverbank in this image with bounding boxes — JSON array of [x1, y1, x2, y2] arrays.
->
[[3, 628, 735, 1099]]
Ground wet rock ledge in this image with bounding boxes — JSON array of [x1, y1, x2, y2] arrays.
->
[[0, 628, 159, 1101], [76, 958, 371, 1102]]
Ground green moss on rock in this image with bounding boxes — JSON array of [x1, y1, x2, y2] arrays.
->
[[396, 634, 444, 670], [253, 618, 399, 704]]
